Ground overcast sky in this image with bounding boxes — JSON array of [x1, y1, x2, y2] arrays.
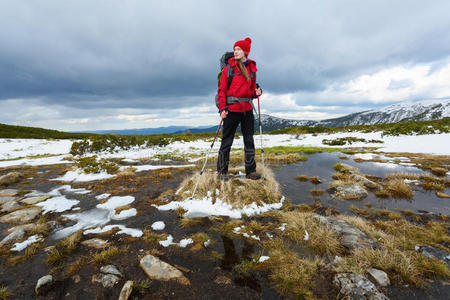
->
[[1, 0, 450, 131]]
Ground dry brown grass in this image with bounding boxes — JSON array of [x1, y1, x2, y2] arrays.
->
[[116, 167, 136, 177], [46, 231, 82, 265], [91, 246, 127, 265], [143, 230, 168, 246], [189, 232, 211, 244], [179, 217, 204, 228], [8, 241, 44, 266], [420, 181, 445, 191], [114, 205, 132, 214], [175, 166, 282, 208], [309, 176, 322, 184], [262, 239, 322, 299], [430, 167, 448, 177], [385, 173, 420, 181], [333, 216, 450, 286], [310, 189, 325, 196], [295, 175, 309, 182], [279, 211, 343, 256], [348, 206, 402, 221], [436, 192, 450, 198], [383, 178, 414, 199]]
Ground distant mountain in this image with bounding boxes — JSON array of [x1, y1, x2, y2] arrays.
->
[[317, 99, 450, 127], [75, 99, 450, 135], [257, 99, 450, 132], [81, 126, 194, 135]]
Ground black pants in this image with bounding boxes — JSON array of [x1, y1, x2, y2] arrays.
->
[[217, 110, 256, 175]]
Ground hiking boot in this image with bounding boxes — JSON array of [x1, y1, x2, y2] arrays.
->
[[246, 172, 261, 180], [218, 173, 230, 182]]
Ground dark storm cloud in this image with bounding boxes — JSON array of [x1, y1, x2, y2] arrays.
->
[[1, 0, 450, 110]]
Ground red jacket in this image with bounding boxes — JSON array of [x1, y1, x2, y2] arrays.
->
[[217, 58, 257, 113]]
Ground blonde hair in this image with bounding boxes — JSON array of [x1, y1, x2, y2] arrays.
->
[[237, 60, 250, 81]]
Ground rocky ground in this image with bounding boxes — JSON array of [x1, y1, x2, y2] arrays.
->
[[0, 153, 449, 299]]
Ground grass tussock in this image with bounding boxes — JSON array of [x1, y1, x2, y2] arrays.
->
[[179, 217, 204, 228], [382, 178, 414, 199], [92, 246, 127, 265], [348, 206, 402, 221], [309, 176, 321, 184], [0, 286, 12, 300], [65, 256, 89, 277], [295, 175, 309, 182], [385, 173, 420, 181], [189, 232, 211, 245], [176, 166, 282, 208], [262, 239, 323, 299], [46, 231, 82, 265], [430, 167, 448, 177], [310, 189, 325, 196], [420, 181, 445, 191], [279, 211, 343, 256], [143, 230, 168, 245], [436, 192, 450, 198]]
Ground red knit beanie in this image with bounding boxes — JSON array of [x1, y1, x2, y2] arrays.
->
[[234, 37, 252, 56]]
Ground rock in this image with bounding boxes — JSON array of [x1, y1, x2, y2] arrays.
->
[[416, 245, 450, 266], [100, 265, 122, 277], [368, 268, 390, 286], [0, 189, 19, 197], [72, 275, 81, 284], [81, 238, 110, 249], [0, 172, 22, 186], [350, 173, 381, 190], [21, 195, 50, 205], [214, 275, 232, 285], [0, 224, 34, 247], [1, 200, 21, 212], [0, 196, 17, 205], [333, 273, 389, 300], [0, 207, 42, 223], [340, 163, 359, 172], [92, 273, 120, 288], [119, 280, 133, 300], [333, 184, 368, 200], [139, 254, 190, 285], [315, 215, 378, 251], [35, 275, 53, 295]]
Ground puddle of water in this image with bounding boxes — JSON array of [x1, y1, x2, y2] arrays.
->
[[273, 152, 450, 215]]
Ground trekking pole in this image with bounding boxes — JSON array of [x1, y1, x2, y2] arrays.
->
[[191, 118, 223, 199], [257, 94, 266, 180]]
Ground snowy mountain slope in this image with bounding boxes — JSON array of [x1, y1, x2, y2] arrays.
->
[[262, 99, 450, 130]]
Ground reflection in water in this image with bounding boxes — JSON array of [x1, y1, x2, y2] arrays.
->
[[220, 235, 261, 292], [273, 152, 450, 215]]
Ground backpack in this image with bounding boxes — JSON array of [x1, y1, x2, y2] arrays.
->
[[215, 52, 255, 109]]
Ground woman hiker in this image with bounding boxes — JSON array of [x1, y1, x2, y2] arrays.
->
[[216, 37, 263, 180]]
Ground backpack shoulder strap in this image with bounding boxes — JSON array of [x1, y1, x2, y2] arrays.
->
[[227, 64, 235, 90]]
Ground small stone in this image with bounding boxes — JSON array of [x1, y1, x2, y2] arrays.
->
[[214, 275, 232, 285], [334, 273, 388, 300], [72, 275, 81, 284], [100, 265, 122, 277], [368, 268, 390, 286], [1, 200, 21, 212], [92, 273, 120, 288], [0, 189, 19, 197], [333, 184, 368, 200], [35, 275, 52, 295], [0, 172, 22, 186], [0, 206, 42, 224], [119, 280, 133, 300], [139, 254, 190, 285], [81, 238, 110, 249], [21, 195, 50, 205]]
